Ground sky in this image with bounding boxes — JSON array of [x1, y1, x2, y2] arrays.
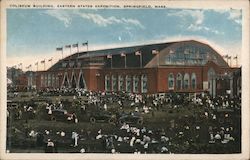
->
[[7, 8, 242, 71]]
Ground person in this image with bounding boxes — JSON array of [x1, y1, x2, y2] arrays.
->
[[45, 139, 55, 153], [71, 131, 79, 147], [72, 113, 78, 123]]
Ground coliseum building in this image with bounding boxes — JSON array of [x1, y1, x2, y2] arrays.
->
[[33, 40, 240, 96]]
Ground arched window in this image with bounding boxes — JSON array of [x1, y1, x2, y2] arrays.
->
[[118, 75, 124, 91], [105, 75, 111, 91], [51, 74, 55, 87], [176, 73, 182, 90], [55, 76, 59, 88], [133, 75, 139, 93], [44, 74, 48, 87], [78, 72, 87, 89], [141, 74, 147, 93], [71, 73, 77, 88], [48, 74, 51, 87], [41, 74, 44, 87], [168, 73, 174, 90], [191, 73, 196, 89], [62, 72, 69, 88], [183, 73, 190, 89], [126, 75, 132, 92], [112, 75, 117, 91]]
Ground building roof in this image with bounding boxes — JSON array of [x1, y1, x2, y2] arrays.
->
[[49, 40, 228, 71]]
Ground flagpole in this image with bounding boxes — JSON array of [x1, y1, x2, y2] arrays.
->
[[62, 49, 63, 59], [140, 53, 142, 68], [230, 57, 232, 67], [111, 56, 113, 69], [44, 60, 46, 70]]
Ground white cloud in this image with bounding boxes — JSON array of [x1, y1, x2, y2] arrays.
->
[[43, 10, 145, 29], [228, 10, 242, 24], [74, 11, 145, 29], [44, 10, 72, 27], [213, 9, 242, 25], [167, 9, 223, 35], [167, 9, 204, 25], [188, 24, 224, 35]]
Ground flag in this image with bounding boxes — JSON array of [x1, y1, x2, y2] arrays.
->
[[72, 43, 78, 48], [41, 60, 45, 64], [228, 56, 232, 59], [121, 53, 126, 57], [82, 41, 88, 46], [56, 47, 63, 51], [48, 58, 52, 62], [233, 55, 238, 59], [135, 51, 141, 56], [107, 54, 112, 59], [152, 50, 159, 54], [223, 55, 228, 58], [65, 45, 71, 48]]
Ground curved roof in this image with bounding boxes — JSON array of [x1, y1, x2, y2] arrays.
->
[[49, 40, 229, 70]]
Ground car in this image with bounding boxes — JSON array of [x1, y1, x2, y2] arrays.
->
[[49, 109, 76, 122], [88, 111, 116, 124], [118, 112, 143, 125]]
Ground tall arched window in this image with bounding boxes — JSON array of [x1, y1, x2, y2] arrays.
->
[[141, 74, 148, 93], [55, 76, 59, 88], [118, 75, 124, 91], [112, 75, 117, 91], [133, 75, 139, 93], [48, 74, 51, 87], [62, 72, 69, 88], [176, 73, 182, 90], [44, 74, 48, 87], [51, 74, 55, 87], [183, 73, 190, 89], [105, 75, 111, 91], [41, 74, 44, 87], [168, 73, 174, 90], [126, 75, 132, 92], [191, 73, 196, 89]]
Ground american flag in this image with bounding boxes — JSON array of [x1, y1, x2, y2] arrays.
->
[[135, 51, 141, 56], [48, 58, 52, 62], [56, 47, 63, 51], [233, 55, 238, 59], [152, 50, 159, 54], [121, 53, 126, 57], [82, 41, 88, 46], [223, 55, 228, 58], [107, 55, 112, 59], [72, 43, 78, 48], [41, 60, 45, 63], [65, 45, 71, 48], [169, 49, 174, 54]]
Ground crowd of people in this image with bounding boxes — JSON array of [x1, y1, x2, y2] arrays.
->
[[7, 88, 241, 153]]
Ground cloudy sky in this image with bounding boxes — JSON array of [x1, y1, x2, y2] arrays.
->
[[7, 8, 242, 70]]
